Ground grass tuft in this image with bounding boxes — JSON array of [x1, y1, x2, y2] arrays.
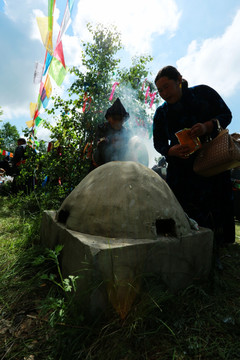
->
[[0, 194, 240, 359]]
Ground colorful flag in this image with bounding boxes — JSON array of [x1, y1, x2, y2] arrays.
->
[[54, 40, 65, 68], [30, 102, 37, 119], [82, 92, 92, 112], [145, 86, 150, 103], [48, 0, 56, 32], [35, 116, 43, 127], [149, 92, 157, 108], [109, 82, 120, 101], [26, 120, 35, 129], [49, 56, 67, 86], [44, 74, 52, 98], [36, 17, 53, 54], [37, 93, 42, 111], [145, 86, 157, 107], [33, 62, 44, 84], [43, 52, 53, 76], [40, 86, 47, 103], [57, 0, 75, 44], [42, 97, 50, 109]]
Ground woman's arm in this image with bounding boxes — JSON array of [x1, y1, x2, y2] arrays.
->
[[153, 107, 191, 159], [153, 107, 170, 156], [190, 85, 232, 138]]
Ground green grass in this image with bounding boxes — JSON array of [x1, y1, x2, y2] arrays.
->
[[0, 194, 240, 360]]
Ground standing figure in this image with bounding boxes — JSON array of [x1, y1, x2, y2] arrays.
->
[[153, 65, 235, 248], [92, 98, 131, 168], [11, 138, 35, 193], [12, 138, 27, 175]]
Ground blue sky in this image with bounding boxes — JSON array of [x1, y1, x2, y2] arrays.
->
[[1, 0, 240, 164]]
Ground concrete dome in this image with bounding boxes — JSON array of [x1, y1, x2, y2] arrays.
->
[[57, 161, 190, 239]]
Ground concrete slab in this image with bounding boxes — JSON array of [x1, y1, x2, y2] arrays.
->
[[40, 210, 213, 318], [40, 162, 213, 318]]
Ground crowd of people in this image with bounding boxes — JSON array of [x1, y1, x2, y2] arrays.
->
[[0, 65, 237, 254]]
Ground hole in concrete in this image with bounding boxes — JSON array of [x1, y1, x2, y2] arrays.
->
[[57, 209, 69, 224], [155, 218, 176, 237]]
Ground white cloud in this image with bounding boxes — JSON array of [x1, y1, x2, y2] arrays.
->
[[0, 2, 46, 117], [0, 1, 81, 121], [3, 0, 46, 24], [0, 0, 180, 129], [176, 9, 240, 98], [35, 125, 52, 143], [62, 34, 83, 66], [72, 0, 181, 54]]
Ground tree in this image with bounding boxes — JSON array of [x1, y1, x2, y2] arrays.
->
[[0, 121, 20, 152], [23, 23, 159, 202]]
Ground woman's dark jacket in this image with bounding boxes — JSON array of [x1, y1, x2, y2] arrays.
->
[[153, 84, 235, 244]]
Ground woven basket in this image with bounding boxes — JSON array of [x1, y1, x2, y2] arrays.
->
[[193, 130, 240, 177]]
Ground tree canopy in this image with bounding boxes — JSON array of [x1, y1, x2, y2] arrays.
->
[[0, 121, 20, 153], [21, 23, 159, 202]]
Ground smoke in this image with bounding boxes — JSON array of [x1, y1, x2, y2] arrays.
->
[[35, 83, 162, 167], [116, 84, 161, 168]]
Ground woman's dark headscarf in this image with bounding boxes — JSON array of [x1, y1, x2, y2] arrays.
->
[[105, 98, 129, 121]]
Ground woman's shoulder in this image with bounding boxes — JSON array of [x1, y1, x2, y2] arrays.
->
[[190, 84, 217, 96], [154, 102, 168, 125], [155, 101, 168, 114]]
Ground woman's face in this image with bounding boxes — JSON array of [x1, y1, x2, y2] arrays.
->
[[156, 76, 182, 104]]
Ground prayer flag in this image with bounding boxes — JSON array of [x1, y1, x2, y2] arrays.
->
[[42, 97, 50, 109], [33, 62, 44, 84], [36, 16, 48, 45], [44, 75, 52, 98], [30, 103, 37, 119], [34, 109, 39, 120], [35, 116, 43, 127], [36, 16, 53, 54], [48, 0, 56, 31], [40, 86, 47, 103], [149, 92, 157, 108], [54, 40, 65, 68], [82, 92, 92, 112], [145, 86, 157, 108], [109, 82, 120, 101], [26, 120, 35, 129], [0, 149, 13, 157], [49, 57, 67, 86], [68, 0, 75, 12], [37, 94, 42, 111], [39, 75, 52, 109], [43, 52, 53, 76], [145, 86, 150, 103], [57, 0, 75, 44]]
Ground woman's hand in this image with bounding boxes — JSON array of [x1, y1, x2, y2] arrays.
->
[[190, 120, 214, 137], [168, 144, 191, 159], [190, 123, 207, 137]]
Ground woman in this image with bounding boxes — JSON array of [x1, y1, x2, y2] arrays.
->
[[153, 65, 235, 246]]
